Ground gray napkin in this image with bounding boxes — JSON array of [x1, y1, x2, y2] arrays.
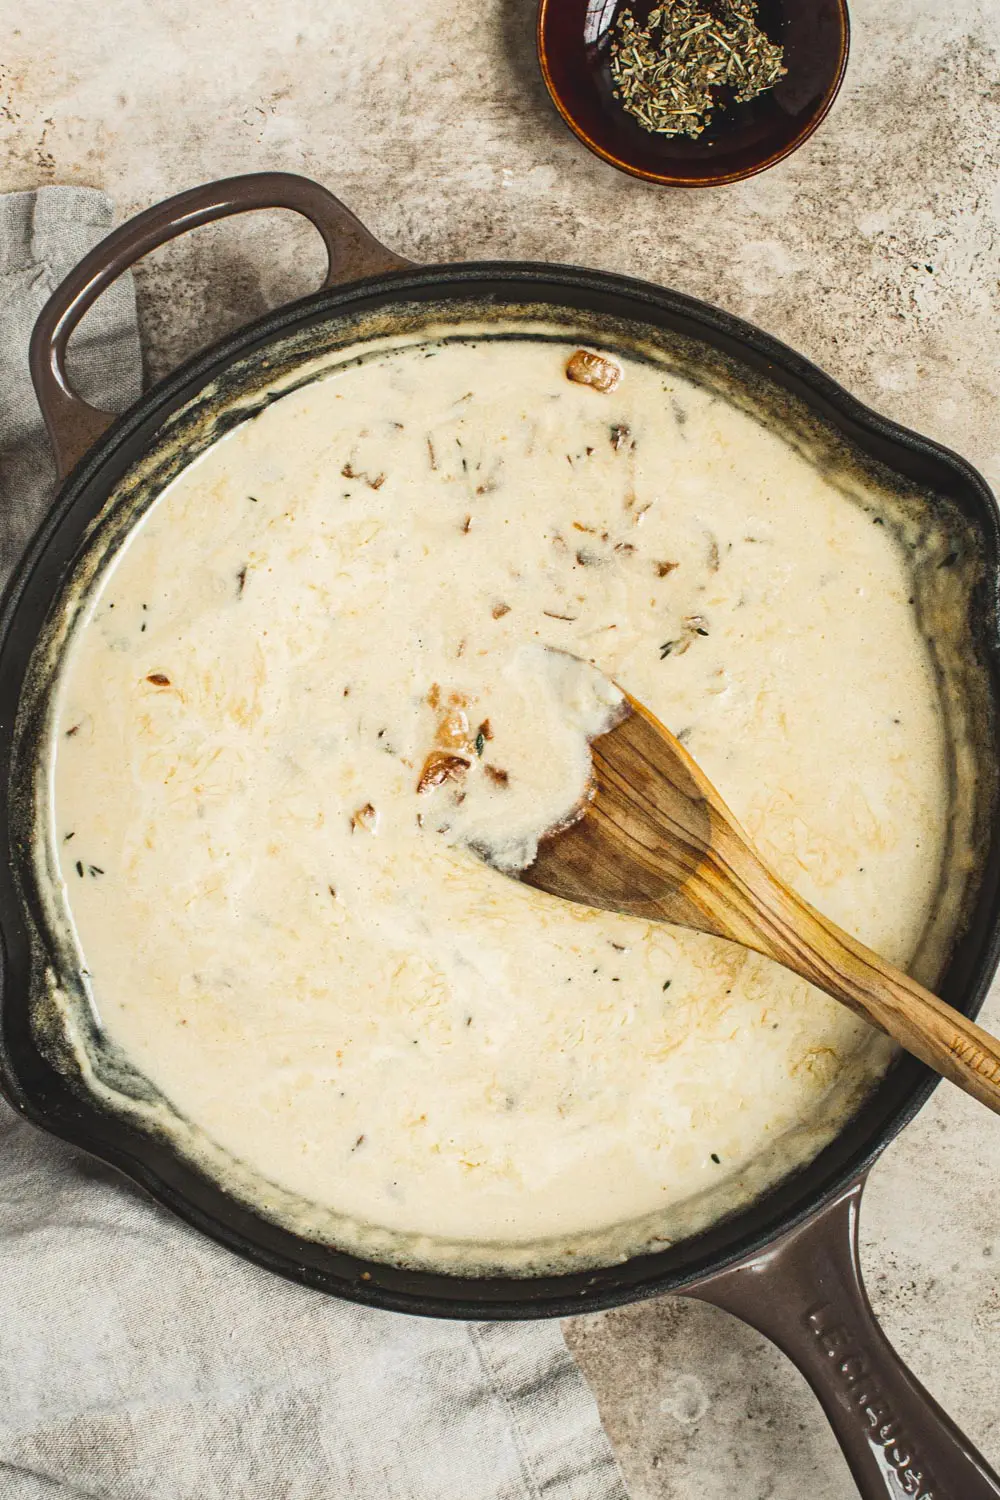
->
[[0, 187, 627, 1500]]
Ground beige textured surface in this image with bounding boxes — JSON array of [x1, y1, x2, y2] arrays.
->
[[2, 0, 1000, 1494]]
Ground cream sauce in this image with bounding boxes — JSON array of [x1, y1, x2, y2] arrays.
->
[[46, 333, 966, 1272]]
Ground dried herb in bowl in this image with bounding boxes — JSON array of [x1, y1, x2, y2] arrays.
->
[[610, 0, 786, 140]]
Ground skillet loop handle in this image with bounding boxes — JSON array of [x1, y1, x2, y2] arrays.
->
[[684, 1178, 1000, 1500], [29, 171, 411, 478]]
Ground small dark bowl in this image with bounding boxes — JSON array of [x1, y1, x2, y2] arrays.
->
[[537, 0, 850, 187]]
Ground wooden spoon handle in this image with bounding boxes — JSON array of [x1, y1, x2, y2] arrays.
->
[[746, 864, 1000, 1114]]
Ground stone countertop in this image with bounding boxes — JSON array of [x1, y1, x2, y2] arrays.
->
[[3, 1, 1000, 1495]]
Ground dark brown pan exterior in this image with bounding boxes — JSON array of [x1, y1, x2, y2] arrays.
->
[[5, 175, 1000, 1498]]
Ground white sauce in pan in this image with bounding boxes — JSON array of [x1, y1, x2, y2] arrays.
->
[[46, 333, 968, 1272]]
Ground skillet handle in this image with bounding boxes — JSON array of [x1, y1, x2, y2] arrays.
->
[[683, 1177, 1000, 1500], [29, 171, 411, 478]]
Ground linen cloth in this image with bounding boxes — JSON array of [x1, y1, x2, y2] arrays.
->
[[0, 186, 628, 1500]]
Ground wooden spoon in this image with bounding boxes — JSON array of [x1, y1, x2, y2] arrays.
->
[[515, 689, 1000, 1115]]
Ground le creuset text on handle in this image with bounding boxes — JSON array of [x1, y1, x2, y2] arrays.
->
[[686, 1177, 1000, 1500]]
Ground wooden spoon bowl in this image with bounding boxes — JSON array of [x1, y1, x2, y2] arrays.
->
[[536, 0, 850, 188]]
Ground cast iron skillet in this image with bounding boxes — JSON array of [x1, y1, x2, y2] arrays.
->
[[5, 173, 1000, 1499]]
